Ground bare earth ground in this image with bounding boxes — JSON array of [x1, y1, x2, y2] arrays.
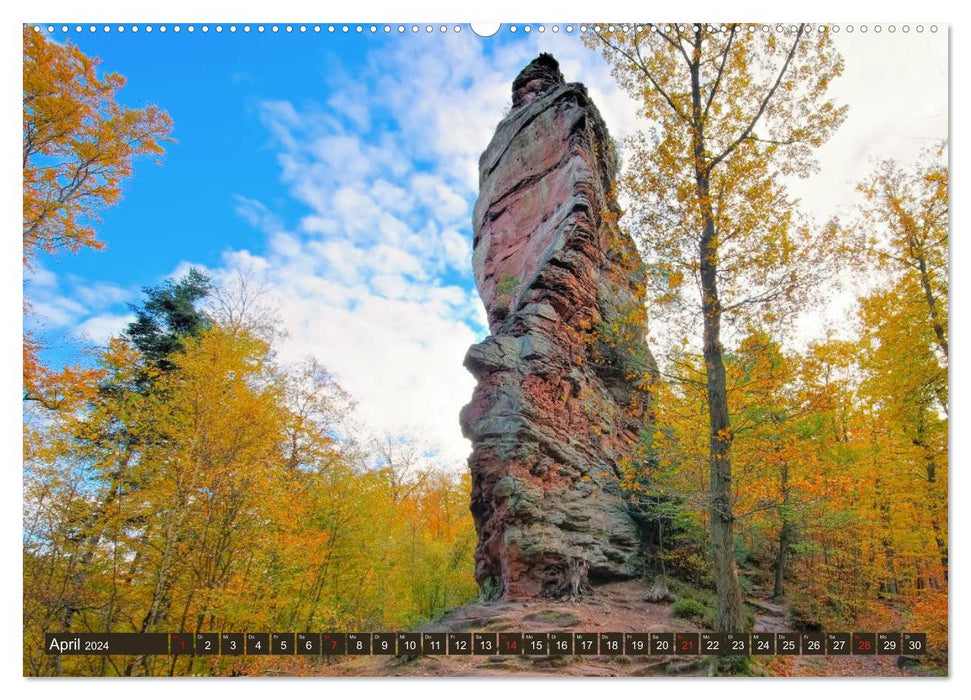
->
[[239, 580, 937, 677]]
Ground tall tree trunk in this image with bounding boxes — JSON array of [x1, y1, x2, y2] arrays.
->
[[774, 522, 793, 600], [917, 436, 948, 581], [873, 476, 900, 595], [915, 251, 948, 360], [690, 34, 743, 633], [699, 186, 743, 630], [702, 247, 743, 631], [774, 462, 793, 599]]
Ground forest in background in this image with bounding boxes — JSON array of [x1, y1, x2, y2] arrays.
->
[[587, 24, 947, 666], [23, 268, 478, 676], [22, 27, 477, 676], [23, 24, 947, 676]]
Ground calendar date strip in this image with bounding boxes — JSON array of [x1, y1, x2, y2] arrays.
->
[[45, 631, 926, 657]]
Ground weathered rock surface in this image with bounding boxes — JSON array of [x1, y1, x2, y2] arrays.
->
[[460, 54, 658, 600]]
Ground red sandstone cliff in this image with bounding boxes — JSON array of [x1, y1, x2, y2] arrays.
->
[[460, 54, 658, 600]]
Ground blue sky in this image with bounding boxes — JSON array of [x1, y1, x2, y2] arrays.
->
[[26, 24, 651, 463], [24, 23, 948, 464]]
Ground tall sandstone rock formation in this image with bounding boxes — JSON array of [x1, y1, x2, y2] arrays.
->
[[460, 54, 658, 600]]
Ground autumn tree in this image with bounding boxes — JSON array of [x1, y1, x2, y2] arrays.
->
[[843, 145, 949, 628], [23, 26, 173, 399], [853, 143, 948, 581], [22, 270, 212, 672], [728, 331, 800, 599], [587, 23, 846, 631], [23, 26, 172, 261], [726, 332, 853, 600], [24, 273, 479, 676], [854, 143, 948, 386], [645, 332, 850, 602]]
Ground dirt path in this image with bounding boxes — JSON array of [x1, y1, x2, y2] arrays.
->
[[235, 580, 938, 677], [335, 580, 710, 677], [744, 581, 927, 677]]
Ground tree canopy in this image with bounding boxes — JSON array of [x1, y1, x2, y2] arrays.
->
[[586, 23, 846, 632], [23, 26, 172, 264]]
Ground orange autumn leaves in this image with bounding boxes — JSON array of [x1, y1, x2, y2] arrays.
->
[[23, 27, 173, 405], [636, 144, 947, 658], [22, 32, 477, 676], [586, 23, 945, 656], [23, 26, 172, 263], [648, 322, 946, 647], [24, 320, 479, 676]]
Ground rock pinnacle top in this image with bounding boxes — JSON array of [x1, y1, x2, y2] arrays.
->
[[512, 53, 566, 108]]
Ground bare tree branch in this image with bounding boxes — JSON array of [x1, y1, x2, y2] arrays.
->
[[708, 24, 806, 172], [592, 27, 691, 123], [702, 24, 737, 124]]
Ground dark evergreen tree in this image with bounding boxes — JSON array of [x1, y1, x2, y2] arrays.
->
[[124, 267, 213, 373]]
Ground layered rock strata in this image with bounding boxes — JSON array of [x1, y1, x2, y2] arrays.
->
[[460, 54, 658, 599]]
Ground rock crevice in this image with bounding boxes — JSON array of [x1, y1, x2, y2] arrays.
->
[[461, 54, 658, 600]]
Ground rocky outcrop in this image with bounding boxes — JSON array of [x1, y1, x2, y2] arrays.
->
[[460, 54, 658, 600]]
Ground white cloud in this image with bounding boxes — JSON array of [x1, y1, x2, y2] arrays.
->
[[371, 179, 414, 214], [441, 228, 472, 272], [332, 186, 379, 234], [787, 32, 948, 223], [234, 195, 283, 233], [411, 173, 470, 224], [310, 134, 374, 180], [268, 231, 303, 258], [29, 297, 86, 328], [327, 91, 370, 132], [41, 30, 941, 467], [219, 242, 479, 462], [222, 249, 271, 275], [25, 264, 57, 289], [71, 281, 131, 308], [257, 100, 304, 151], [74, 313, 136, 345], [300, 216, 340, 236], [371, 273, 409, 298], [26, 270, 132, 338]]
